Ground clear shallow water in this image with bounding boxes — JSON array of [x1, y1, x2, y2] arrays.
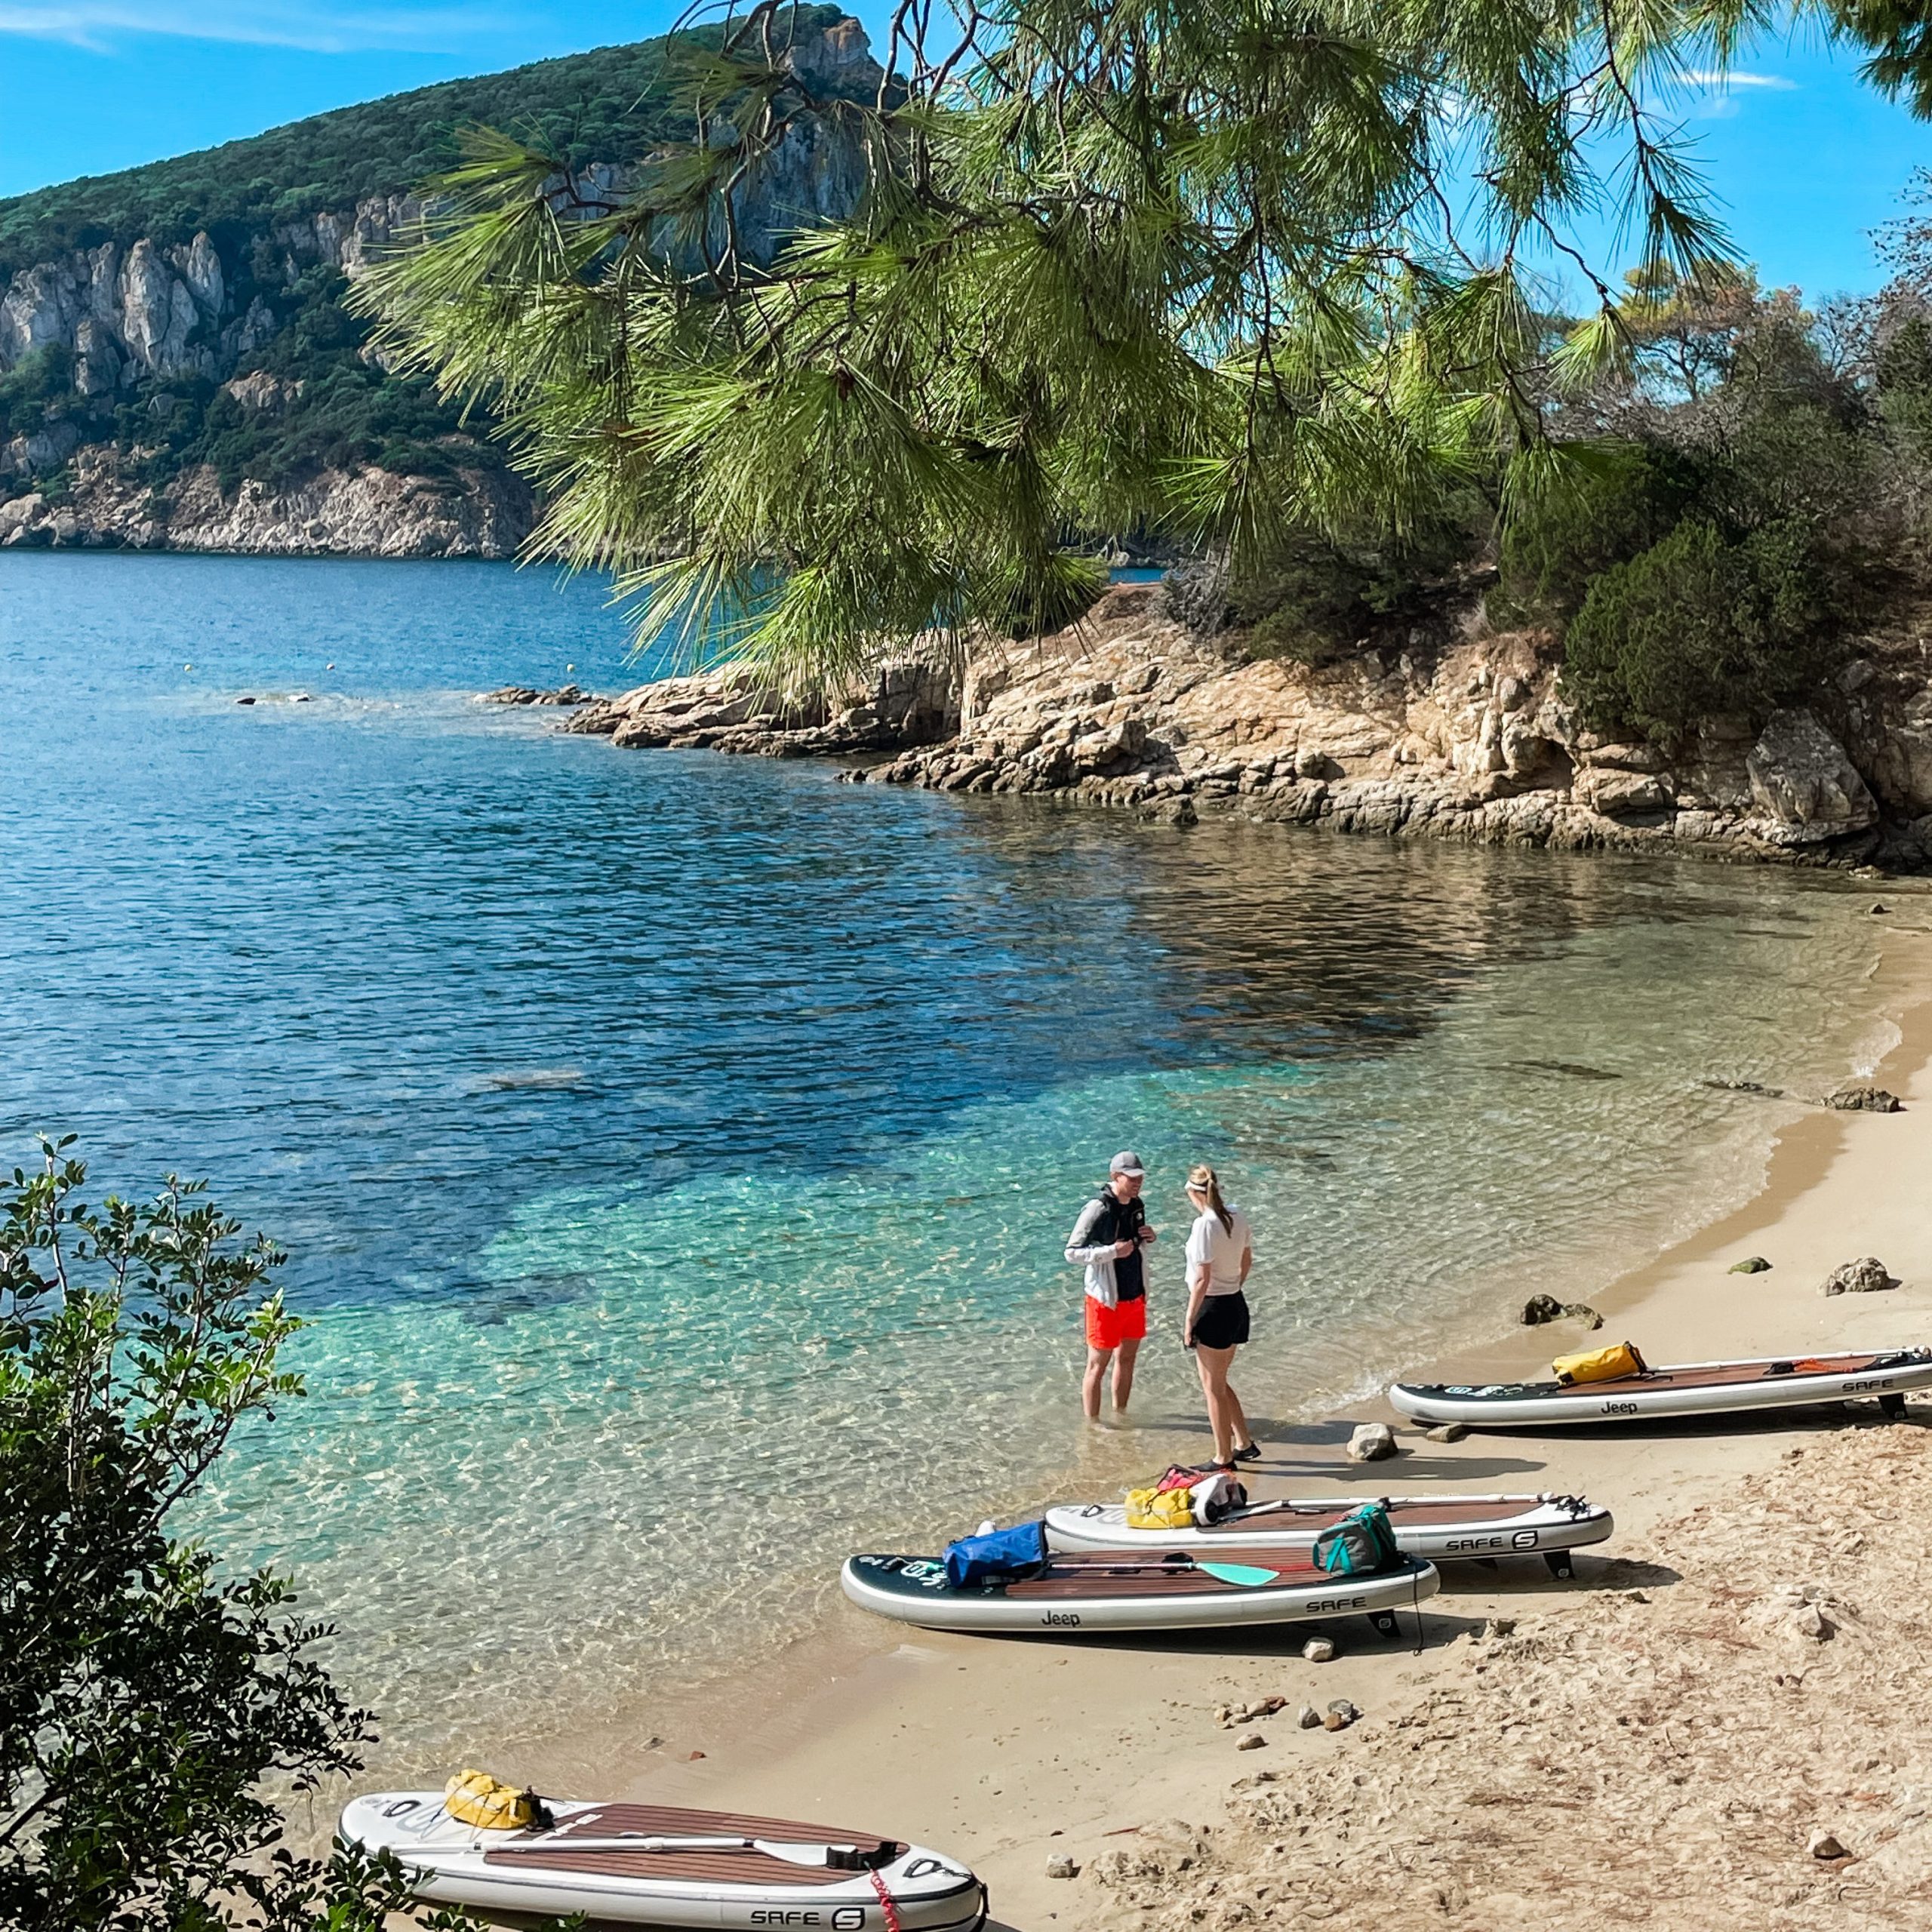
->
[[0, 551, 1897, 1772]]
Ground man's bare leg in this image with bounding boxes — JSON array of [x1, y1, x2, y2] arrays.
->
[[1084, 1346, 1115, 1420], [1112, 1335, 1143, 1414]]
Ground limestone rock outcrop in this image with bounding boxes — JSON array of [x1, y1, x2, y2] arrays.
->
[[1745, 709, 1878, 844], [575, 581, 1932, 870], [565, 651, 958, 755]]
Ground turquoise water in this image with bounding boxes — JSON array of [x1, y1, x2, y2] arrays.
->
[[0, 551, 1898, 1772]]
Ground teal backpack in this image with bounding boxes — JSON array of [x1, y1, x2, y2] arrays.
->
[[1313, 1500, 1401, 1577]]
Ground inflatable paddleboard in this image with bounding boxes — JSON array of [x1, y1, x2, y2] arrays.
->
[[1044, 1492, 1612, 1578], [841, 1546, 1438, 1638], [1389, 1347, 1932, 1429], [339, 1792, 986, 1932]]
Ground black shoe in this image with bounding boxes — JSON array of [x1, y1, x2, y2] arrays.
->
[[1210, 1460, 1238, 1473], [1231, 1441, 1261, 1463]]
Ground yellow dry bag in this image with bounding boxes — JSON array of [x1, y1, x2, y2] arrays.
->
[[444, 1769, 540, 1831], [1552, 1340, 1647, 1386], [1124, 1484, 1195, 1531]]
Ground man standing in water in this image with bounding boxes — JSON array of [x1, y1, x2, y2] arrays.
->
[[1066, 1151, 1157, 1420]]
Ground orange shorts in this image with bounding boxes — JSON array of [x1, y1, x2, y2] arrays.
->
[[1085, 1294, 1147, 1351]]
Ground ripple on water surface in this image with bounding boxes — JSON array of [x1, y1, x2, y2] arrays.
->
[[0, 552, 1900, 1770]]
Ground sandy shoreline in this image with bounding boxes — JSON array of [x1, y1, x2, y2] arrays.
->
[[449, 917, 1932, 1928]]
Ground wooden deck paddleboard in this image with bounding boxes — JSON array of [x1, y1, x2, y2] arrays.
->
[[840, 1546, 1439, 1636], [1389, 1348, 1932, 1429], [1044, 1492, 1612, 1577], [340, 1792, 986, 1930]]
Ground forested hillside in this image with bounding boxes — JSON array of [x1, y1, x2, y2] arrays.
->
[[0, 5, 869, 551]]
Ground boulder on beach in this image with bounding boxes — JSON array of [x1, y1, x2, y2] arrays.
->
[[1346, 1422, 1398, 1463], [1520, 1294, 1604, 1328], [1826, 1082, 1903, 1112], [1820, 1256, 1899, 1296]]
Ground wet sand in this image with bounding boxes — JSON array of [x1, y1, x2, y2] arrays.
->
[[502, 923, 1932, 1930]]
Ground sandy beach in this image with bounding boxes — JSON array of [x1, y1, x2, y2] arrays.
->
[[498, 916, 1932, 1930]]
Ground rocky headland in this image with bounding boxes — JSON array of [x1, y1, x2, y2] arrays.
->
[[0, 17, 881, 559], [560, 581, 1932, 871]]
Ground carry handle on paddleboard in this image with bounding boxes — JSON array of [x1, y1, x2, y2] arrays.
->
[[514, 1834, 885, 1869]]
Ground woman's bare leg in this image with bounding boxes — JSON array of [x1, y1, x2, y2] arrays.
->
[[1195, 1343, 1238, 1461], [1226, 1368, 1254, 1452]]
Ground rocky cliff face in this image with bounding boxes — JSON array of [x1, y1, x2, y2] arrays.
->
[[0, 202, 408, 409], [567, 583, 1932, 872]]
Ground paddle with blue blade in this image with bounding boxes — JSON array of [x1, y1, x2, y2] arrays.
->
[[1194, 1560, 1284, 1588]]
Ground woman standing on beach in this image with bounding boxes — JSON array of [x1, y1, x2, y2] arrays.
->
[[1183, 1164, 1258, 1468]]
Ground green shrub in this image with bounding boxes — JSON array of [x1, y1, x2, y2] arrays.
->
[[1497, 445, 1703, 621], [1234, 519, 1478, 663], [1561, 518, 1832, 743]]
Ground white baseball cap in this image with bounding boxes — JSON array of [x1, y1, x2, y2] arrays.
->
[[1109, 1150, 1146, 1177]]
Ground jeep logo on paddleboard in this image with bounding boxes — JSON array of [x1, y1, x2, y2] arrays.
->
[[1044, 1611, 1082, 1626], [1600, 1400, 1639, 1414], [1844, 1379, 1894, 1393]]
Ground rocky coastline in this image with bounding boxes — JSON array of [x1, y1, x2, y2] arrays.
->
[[558, 581, 1932, 872], [1, 443, 532, 557]]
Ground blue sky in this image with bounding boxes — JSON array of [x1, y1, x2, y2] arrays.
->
[[0, 3, 1924, 299]]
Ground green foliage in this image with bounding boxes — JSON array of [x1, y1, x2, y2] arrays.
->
[[1499, 446, 1704, 620], [0, 346, 80, 441], [1832, 0, 1932, 120], [358, 0, 1763, 688], [1561, 519, 1833, 743], [0, 1137, 500, 1932], [1235, 521, 1481, 665]]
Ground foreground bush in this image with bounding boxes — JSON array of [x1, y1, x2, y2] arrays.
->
[[0, 1139, 496, 1932]]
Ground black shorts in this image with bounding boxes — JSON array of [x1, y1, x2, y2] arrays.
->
[[1191, 1291, 1251, 1351]]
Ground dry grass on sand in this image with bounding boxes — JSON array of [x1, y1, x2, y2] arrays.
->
[[1081, 1413, 1932, 1931]]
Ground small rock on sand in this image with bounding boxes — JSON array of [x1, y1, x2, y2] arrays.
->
[[1045, 1854, 1079, 1878], [1298, 1704, 1322, 1729], [1826, 1083, 1903, 1112], [1807, 1829, 1849, 1860], [1790, 1601, 1834, 1641], [1821, 1256, 1898, 1297], [1321, 1701, 1358, 1733], [1729, 1256, 1771, 1273], [1302, 1637, 1337, 1662], [1235, 1732, 1267, 1751], [1346, 1423, 1398, 1463], [1519, 1294, 1604, 1329], [1425, 1423, 1468, 1443]]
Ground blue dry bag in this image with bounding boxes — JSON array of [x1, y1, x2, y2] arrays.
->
[[943, 1520, 1049, 1589]]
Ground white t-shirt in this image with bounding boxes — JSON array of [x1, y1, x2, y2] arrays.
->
[[1185, 1205, 1251, 1295]]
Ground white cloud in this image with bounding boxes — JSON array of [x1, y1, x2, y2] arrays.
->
[[1681, 69, 1800, 91], [0, 2, 517, 51]]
